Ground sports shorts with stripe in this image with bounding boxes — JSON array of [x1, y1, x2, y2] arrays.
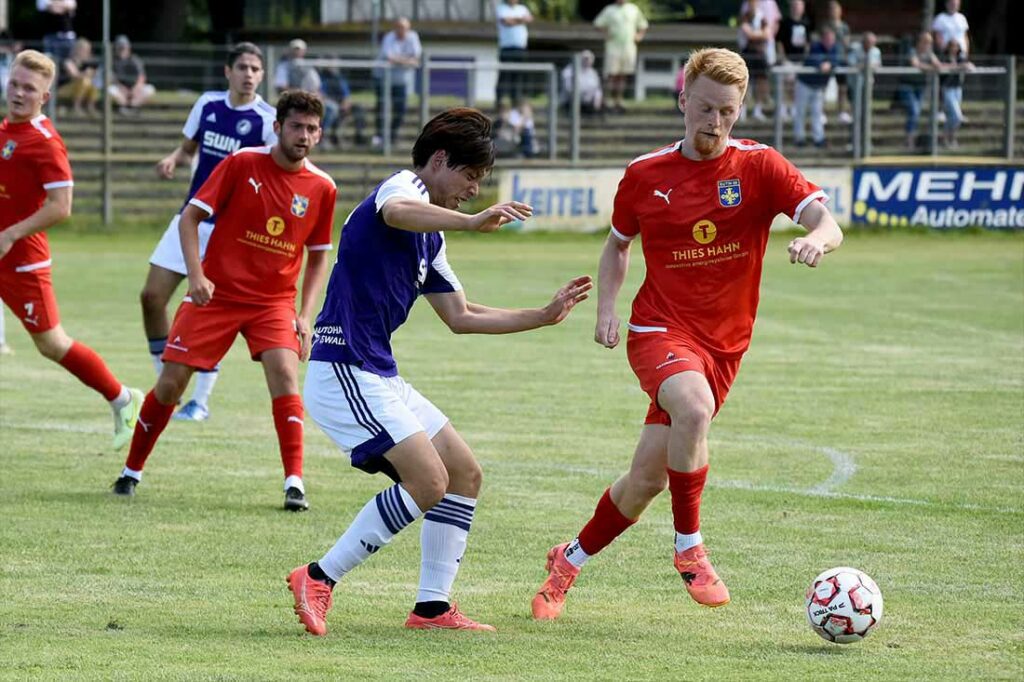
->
[[304, 360, 449, 473]]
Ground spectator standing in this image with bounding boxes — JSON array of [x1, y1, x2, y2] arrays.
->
[[593, 0, 648, 114], [57, 37, 98, 118], [898, 31, 942, 150], [1, 33, 25, 97], [37, 0, 76, 63], [794, 27, 839, 148], [821, 0, 852, 124], [775, 0, 812, 120], [932, 0, 970, 56], [939, 39, 973, 149], [274, 38, 309, 95], [373, 17, 422, 147], [561, 49, 604, 115], [846, 31, 880, 120], [737, 5, 772, 121], [495, 0, 533, 106], [107, 35, 156, 114]]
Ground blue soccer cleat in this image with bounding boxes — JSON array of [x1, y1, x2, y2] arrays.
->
[[173, 399, 210, 422]]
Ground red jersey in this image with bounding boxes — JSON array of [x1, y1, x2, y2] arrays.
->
[[189, 146, 336, 305], [0, 115, 74, 271], [612, 139, 825, 358]]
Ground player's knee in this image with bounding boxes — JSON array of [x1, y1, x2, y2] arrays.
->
[[451, 458, 483, 497], [154, 371, 188, 404], [405, 466, 449, 511], [667, 397, 713, 434], [33, 331, 72, 361], [139, 285, 170, 314], [629, 470, 668, 501]]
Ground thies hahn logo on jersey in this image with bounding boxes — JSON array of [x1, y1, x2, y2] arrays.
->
[[236, 118, 253, 136], [290, 194, 310, 218], [266, 216, 286, 236], [718, 179, 741, 207], [1, 140, 16, 160]]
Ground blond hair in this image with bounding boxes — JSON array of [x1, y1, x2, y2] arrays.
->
[[683, 48, 748, 98], [11, 49, 57, 86]]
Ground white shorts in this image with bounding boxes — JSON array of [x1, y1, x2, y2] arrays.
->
[[149, 214, 215, 276], [604, 44, 638, 76], [304, 360, 449, 471]]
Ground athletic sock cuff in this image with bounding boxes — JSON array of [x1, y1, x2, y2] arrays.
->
[[147, 337, 168, 355]]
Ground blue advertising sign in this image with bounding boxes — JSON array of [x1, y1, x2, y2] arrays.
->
[[852, 166, 1024, 229]]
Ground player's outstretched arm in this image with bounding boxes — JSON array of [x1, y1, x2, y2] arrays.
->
[[425, 275, 592, 334], [179, 203, 215, 305], [155, 137, 199, 180], [382, 199, 532, 234], [788, 199, 844, 268], [594, 233, 631, 348], [0, 187, 72, 261], [296, 249, 331, 361]]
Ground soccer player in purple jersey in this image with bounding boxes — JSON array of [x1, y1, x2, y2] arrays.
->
[[286, 108, 593, 635], [140, 43, 277, 422]]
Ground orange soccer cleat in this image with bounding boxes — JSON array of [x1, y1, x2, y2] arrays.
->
[[404, 603, 496, 631], [287, 564, 334, 636], [531, 543, 581, 620], [674, 544, 730, 607]]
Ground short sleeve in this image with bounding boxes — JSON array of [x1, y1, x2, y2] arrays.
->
[[422, 234, 463, 294], [609, 168, 640, 241], [182, 95, 207, 140], [636, 6, 649, 31], [593, 7, 609, 28], [760, 148, 826, 224], [37, 140, 74, 190], [261, 110, 278, 145], [375, 170, 429, 214], [189, 152, 238, 216], [306, 183, 337, 251]]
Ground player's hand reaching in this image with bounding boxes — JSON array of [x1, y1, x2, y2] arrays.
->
[[155, 154, 177, 180], [594, 310, 621, 349], [540, 275, 593, 325], [187, 271, 215, 306], [469, 201, 533, 233], [296, 316, 313, 361], [787, 236, 827, 268]]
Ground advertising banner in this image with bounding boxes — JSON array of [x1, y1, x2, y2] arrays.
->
[[852, 165, 1024, 229]]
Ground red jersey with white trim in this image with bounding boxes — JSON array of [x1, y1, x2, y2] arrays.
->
[[189, 146, 336, 305], [612, 138, 825, 358], [0, 115, 74, 270]]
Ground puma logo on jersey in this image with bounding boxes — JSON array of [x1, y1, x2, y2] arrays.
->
[[653, 188, 673, 204], [249, 177, 262, 194]]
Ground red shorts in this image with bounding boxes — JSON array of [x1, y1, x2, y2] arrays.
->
[[162, 298, 300, 371], [0, 265, 61, 333], [626, 328, 741, 425]]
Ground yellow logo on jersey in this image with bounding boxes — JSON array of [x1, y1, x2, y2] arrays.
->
[[692, 219, 717, 244], [1, 140, 15, 160], [266, 216, 286, 236], [291, 194, 310, 218]]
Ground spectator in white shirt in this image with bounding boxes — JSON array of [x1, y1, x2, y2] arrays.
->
[[932, 0, 970, 56], [373, 17, 422, 147], [495, 0, 533, 106], [561, 49, 603, 115]]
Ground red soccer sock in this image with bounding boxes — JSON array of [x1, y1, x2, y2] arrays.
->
[[124, 390, 176, 472], [576, 488, 637, 556], [272, 394, 304, 480], [58, 341, 122, 402], [667, 464, 709, 535]]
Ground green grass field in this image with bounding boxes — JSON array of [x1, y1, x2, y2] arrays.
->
[[1, 228, 1022, 681]]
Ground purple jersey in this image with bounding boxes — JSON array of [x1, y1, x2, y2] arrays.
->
[[180, 91, 277, 211], [310, 170, 462, 376]]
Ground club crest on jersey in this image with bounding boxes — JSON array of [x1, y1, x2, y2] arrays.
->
[[236, 118, 253, 136], [1, 140, 16, 160], [290, 194, 310, 218], [718, 179, 741, 207]]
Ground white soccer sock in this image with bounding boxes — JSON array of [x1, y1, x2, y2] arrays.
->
[[190, 367, 219, 407], [283, 475, 304, 493], [148, 337, 165, 377], [121, 466, 142, 481], [417, 493, 477, 603], [109, 385, 131, 410], [563, 537, 591, 569], [675, 530, 703, 553], [318, 483, 422, 582]]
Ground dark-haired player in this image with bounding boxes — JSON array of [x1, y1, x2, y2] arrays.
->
[[112, 91, 336, 511], [141, 42, 277, 422], [286, 107, 592, 634]]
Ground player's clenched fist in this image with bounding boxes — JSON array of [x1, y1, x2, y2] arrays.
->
[[155, 154, 177, 180], [187, 272, 215, 306], [787, 236, 827, 268], [594, 310, 621, 349], [470, 201, 533, 233]]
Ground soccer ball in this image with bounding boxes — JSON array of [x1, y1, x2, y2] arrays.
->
[[805, 567, 883, 644]]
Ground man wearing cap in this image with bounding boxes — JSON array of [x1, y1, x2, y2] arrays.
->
[[274, 38, 309, 95], [108, 35, 155, 114]]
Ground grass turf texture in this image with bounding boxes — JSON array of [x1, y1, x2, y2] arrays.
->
[[0, 229, 1021, 681]]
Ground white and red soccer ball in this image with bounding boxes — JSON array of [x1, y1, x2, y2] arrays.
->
[[805, 567, 884, 644]]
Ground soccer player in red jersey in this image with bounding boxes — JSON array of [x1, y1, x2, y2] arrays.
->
[[111, 90, 337, 511], [0, 50, 143, 448], [532, 47, 844, 618]]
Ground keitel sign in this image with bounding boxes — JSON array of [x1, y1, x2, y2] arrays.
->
[[852, 165, 1024, 229]]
